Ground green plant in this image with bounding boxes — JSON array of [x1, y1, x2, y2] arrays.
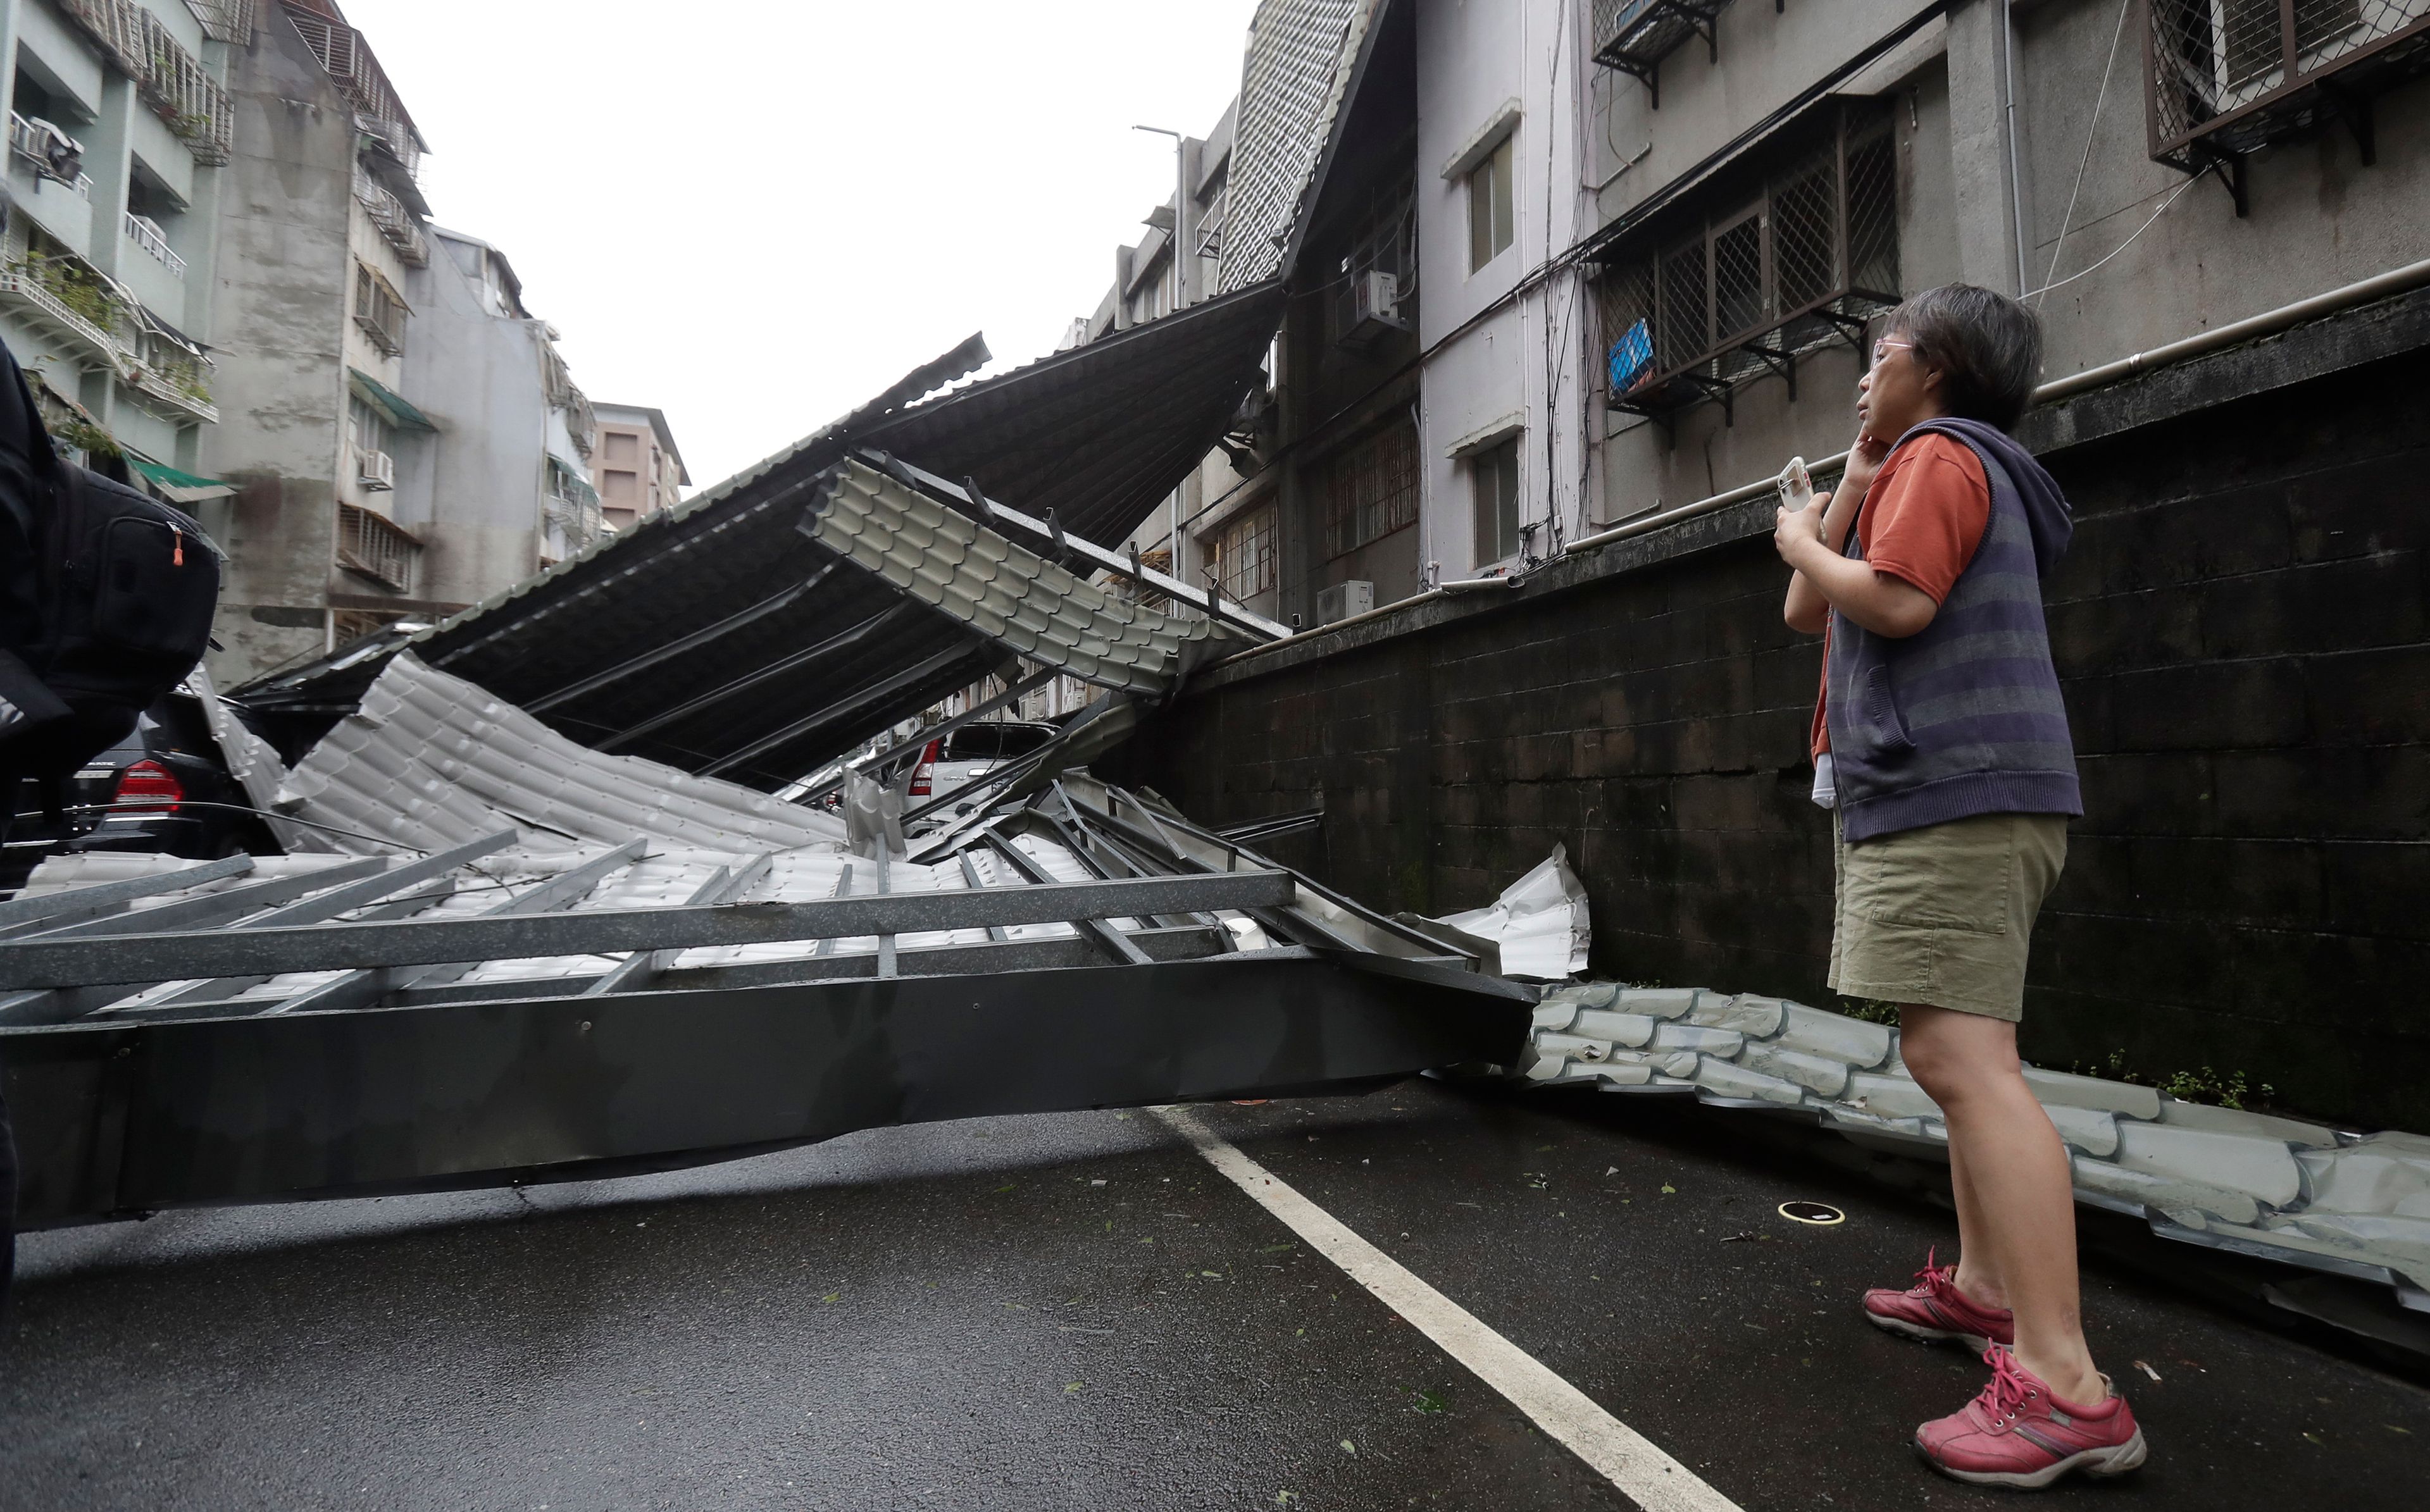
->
[[1835, 997, 1904, 1027], [2066, 1048, 2275, 1111], [17, 254, 129, 330], [54, 418, 119, 459]]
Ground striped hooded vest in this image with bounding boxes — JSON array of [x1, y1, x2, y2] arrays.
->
[[1825, 417, 2081, 842]]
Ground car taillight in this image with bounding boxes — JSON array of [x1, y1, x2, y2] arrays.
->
[[908, 739, 940, 798], [114, 759, 184, 815]]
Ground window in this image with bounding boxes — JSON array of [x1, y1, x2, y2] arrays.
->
[[604, 469, 639, 503], [1472, 437, 1521, 566], [1209, 502, 1278, 600], [603, 431, 639, 464], [349, 394, 392, 460], [1467, 133, 1515, 272], [352, 261, 409, 356], [1323, 421, 1419, 561], [603, 506, 637, 531], [1596, 106, 1898, 419], [2147, 1, 2414, 173]]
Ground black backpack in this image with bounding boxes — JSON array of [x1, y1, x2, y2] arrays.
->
[[0, 337, 221, 783]]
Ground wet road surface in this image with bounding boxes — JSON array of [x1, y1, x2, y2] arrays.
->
[[6, 1077, 2427, 1510]]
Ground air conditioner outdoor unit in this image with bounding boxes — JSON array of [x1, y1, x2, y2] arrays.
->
[[1340, 271, 1404, 348], [358, 449, 395, 491], [1317, 579, 1374, 626]]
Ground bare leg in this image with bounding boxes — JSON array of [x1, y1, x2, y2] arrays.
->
[[1900, 1004, 2102, 1402], [1940, 1117, 2008, 1311]]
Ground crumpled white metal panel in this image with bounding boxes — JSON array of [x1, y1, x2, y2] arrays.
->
[[809, 461, 1241, 697], [1428, 845, 1590, 981], [1526, 983, 2430, 1294], [278, 653, 847, 855], [1221, 0, 1378, 292]]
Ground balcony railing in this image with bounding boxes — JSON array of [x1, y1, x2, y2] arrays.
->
[[2149, 1, 2430, 185], [125, 359, 218, 425], [286, 3, 425, 182], [338, 502, 421, 592], [184, 0, 258, 44], [123, 213, 186, 278], [351, 166, 430, 266], [0, 263, 121, 361], [8, 113, 92, 197], [1590, 0, 1736, 107], [1595, 106, 1898, 427], [55, 0, 233, 164]]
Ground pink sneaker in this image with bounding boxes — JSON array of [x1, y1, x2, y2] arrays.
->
[[1916, 1347, 2148, 1489], [1862, 1248, 2014, 1352]]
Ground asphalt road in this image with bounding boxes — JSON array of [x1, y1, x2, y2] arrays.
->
[[6, 1078, 2427, 1511]]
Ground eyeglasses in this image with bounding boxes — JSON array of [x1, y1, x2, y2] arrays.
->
[[1871, 337, 1915, 367]]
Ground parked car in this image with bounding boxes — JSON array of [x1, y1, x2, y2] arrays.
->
[[1, 692, 268, 889], [909, 721, 1061, 812]]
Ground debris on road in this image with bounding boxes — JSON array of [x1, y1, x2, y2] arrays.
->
[[1525, 982, 2430, 1358]]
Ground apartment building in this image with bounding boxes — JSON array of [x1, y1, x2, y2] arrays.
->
[[203, 1, 597, 681], [0, 0, 241, 483], [1112, 0, 2430, 1127], [591, 401, 688, 531]]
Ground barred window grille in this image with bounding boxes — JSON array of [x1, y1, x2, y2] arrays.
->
[[1323, 420, 1419, 561], [1327, 179, 1418, 345], [337, 503, 419, 593], [1595, 106, 1898, 424], [184, 1, 257, 44], [2148, 1, 2430, 173], [284, 1, 425, 180], [1590, 0, 1735, 107], [353, 262, 409, 356], [1210, 502, 1278, 601]]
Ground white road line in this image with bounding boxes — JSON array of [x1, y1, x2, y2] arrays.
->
[[1152, 1106, 1743, 1512]]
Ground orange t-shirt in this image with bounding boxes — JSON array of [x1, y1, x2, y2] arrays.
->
[[1809, 433, 1991, 757]]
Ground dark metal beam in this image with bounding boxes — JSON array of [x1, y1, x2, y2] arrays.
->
[[6, 950, 1529, 1228], [0, 872, 1299, 991]]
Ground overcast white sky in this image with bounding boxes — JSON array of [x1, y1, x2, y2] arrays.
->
[[336, 0, 1259, 491]]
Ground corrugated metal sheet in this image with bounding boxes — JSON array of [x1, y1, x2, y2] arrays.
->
[[809, 460, 1242, 698], [236, 285, 1287, 786], [1526, 984, 2430, 1301], [1220, 0, 1380, 291], [279, 654, 847, 854]]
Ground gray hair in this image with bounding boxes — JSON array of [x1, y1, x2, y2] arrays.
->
[[1883, 284, 2043, 432]]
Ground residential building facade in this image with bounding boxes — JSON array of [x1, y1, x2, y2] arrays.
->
[[1109, 0, 2430, 1129], [203, 0, 597, 680], [591, 401, 688, 531], [0, 0, 240, 482]]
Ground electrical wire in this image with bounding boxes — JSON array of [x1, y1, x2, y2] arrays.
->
[[2022, 177, 2198, 302], [2037, 0, 2135, 305]]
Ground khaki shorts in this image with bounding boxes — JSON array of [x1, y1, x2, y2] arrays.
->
[[1828, 810, 2069, 1022]]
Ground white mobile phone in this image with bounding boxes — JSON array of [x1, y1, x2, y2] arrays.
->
[[1776, 455, 1814, 512]]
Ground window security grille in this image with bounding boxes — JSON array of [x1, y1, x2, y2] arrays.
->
[[337, 503, 419, 592], [1328, 180, 1419, 345], [1323, 421, 1419, 562], [1472, 438, 1522, 567], [354, 263, 410, 356], [2147, 0, 2430, 185], [1595, 108, 1897, 427], [1211, 504, 1278, 601], [1590, 0, 1736, 107]]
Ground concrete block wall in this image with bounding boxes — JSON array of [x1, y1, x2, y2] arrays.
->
[[1114, 330, 2430, 1133]]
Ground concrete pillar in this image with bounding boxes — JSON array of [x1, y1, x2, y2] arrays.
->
[[1945, 0, 2026, 296], [80, 73, 135, 283]]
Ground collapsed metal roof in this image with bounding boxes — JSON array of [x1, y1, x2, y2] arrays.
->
[[0, 776, 1529, 1227], [235, 283, 1288, 786]]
